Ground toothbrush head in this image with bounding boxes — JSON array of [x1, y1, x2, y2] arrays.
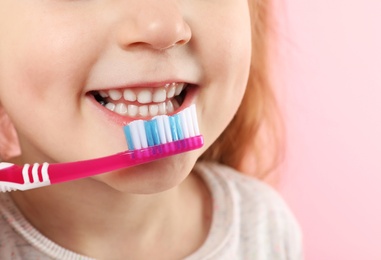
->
[[123, 104, 202, 153]]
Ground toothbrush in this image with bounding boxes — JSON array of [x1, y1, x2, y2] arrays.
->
[[0, 104, 203, 192]]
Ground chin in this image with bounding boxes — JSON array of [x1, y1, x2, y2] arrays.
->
[[91, 151, 199, 194]]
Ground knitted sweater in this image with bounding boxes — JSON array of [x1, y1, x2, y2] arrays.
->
[[0, 162, 303, 259]]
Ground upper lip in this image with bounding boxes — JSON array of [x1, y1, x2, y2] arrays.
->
[[86, 72, 198, 92], [90, 82, 189, 106], [86, 79, 197, 93]]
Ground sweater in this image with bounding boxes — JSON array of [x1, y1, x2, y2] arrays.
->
[[0, 162, 303, 259]]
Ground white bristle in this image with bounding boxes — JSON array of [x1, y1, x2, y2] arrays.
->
[[130, 122, 142, 149], [163, 115, 173, 142], [185, 108, 195, 137], [190, 104, 200, 135], [155, 116, 167, 144], [136, 120, 148, 148], [179, 111, 190, 138]]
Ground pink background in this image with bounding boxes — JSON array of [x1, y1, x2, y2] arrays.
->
[[273, 0, 381, 259]]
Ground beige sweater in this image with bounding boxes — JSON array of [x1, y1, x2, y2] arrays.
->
[[0, 162, 303, 260]]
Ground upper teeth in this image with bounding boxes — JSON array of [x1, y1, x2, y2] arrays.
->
[[101, 83, 184, 104], [97, 83, 185, 117]]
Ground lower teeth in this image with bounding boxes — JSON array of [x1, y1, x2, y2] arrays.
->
[[99, 99, 180, 117]]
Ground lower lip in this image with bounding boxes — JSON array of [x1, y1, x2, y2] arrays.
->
[[86, 85, 199, 126]]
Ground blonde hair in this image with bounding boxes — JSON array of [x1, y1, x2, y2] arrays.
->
[[199, 0, 283, 180]]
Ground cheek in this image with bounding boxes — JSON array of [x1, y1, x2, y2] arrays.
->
[[1, 31, 88, 100], [0, 3, 104, 102], [197, 3, 252, 92], [0, 6, 107, 162], [196, 8, 252, 143], [0, 6, 102, 124]]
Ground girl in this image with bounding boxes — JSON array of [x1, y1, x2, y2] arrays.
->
[[0, 0, 302, 259]]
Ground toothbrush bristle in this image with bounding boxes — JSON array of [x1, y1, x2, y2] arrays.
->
[[123, 104, 200, 151]]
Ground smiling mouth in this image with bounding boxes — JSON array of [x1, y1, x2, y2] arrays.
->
[[90, 83, 190, 118]]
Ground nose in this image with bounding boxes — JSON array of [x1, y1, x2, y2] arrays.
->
[[117, 2, 192, 50]]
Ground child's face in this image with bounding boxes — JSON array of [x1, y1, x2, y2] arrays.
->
[[0, 0, 252, 192]]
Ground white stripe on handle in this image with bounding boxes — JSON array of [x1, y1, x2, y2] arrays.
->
[[22, 164, 30, 184]]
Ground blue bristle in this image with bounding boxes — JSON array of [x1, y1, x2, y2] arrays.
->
[[169, 116, 179, 141], [123, 125, 135, 150], [174, 114, 184, 140], [144, 121, 154, 147], [150, 119, 161, 145]]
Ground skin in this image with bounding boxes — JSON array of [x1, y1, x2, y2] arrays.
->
[[0, 0, 252, 259]]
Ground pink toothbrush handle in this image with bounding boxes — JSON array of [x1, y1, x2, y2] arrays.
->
[[0, 136, 203, 192]]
